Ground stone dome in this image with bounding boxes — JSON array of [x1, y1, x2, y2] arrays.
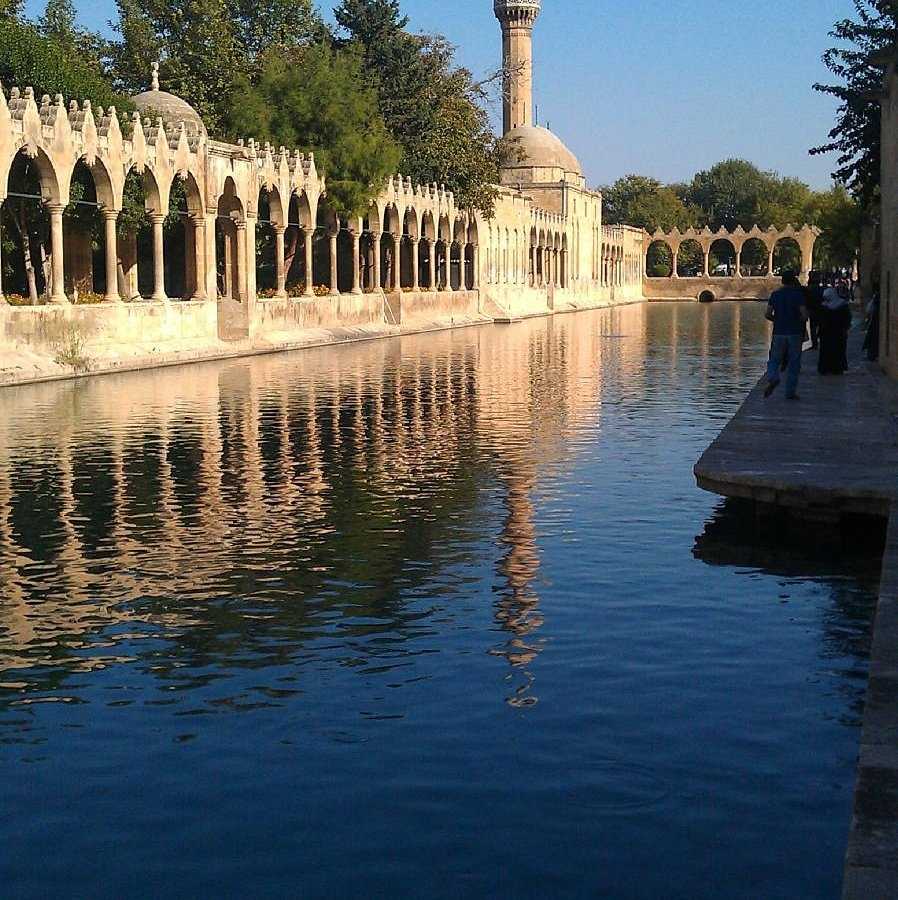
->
[[503, 125, 582, 176], [132, 88, 206, 137]]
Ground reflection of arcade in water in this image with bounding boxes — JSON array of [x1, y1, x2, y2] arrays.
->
[[0, 304, 648, 704]]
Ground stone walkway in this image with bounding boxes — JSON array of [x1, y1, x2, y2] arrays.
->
[[694, 326, 898, 900], [695, 329, 897, 518]]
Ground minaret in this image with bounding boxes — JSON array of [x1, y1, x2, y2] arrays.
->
[[494, 0, 541, 134]]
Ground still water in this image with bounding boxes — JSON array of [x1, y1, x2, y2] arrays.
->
[[0, 303, 880, 899]]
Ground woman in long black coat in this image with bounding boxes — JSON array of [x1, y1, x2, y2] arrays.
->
[[818, 284, 852, 375]]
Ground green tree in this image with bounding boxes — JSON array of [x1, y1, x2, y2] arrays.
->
[[810, 185, 863, 270], [228, 44, 400, 217], [334, 0, 503, 214], [599, 175, 695, 232], [685, 159, 771, 229], [112, 0, 241, 134], [812, 1, 898, 206], [0, 17, 128, 109], [111, 0, 322, 134]]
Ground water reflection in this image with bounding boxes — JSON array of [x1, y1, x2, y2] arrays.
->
[[0, 307, 640, 703], [0, 303, 880, 899]]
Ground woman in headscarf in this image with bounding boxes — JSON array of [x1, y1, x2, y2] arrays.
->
[[818, 281, 852, 375]]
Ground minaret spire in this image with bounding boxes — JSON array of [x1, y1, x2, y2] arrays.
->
[[494, 0, 541, 134]]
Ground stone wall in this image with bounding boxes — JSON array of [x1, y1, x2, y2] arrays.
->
[[643, 276, 779, 303]]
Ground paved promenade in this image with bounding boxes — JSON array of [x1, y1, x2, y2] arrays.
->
[[694, 326, 898, 899]]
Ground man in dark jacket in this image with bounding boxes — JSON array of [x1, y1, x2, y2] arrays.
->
[[805, 271, 824, 349], [764, 271, 808, 400]]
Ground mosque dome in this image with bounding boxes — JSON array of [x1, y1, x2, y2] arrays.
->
[[132, 64, 206, 137], [502, 125, 583, 177]]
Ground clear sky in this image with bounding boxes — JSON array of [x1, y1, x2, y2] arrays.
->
[[23, 0, 854, 189]]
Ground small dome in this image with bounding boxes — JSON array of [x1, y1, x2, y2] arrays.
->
[[502, 125, 582, 176], [132, 89, 205, 137]]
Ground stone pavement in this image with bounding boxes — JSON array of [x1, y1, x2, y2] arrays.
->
[[694, 326, 898, 900], [695, 328, 898, 519]]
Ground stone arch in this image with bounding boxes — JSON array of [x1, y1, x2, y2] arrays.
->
[[400, 206, 419, 289], [314, 200, 339, 290], [64, 158, 105, 297], [773, 236, 801, 274], [646, 239, 673, 277], [561, 233, 569, 287], [284, 190, 313, 292], [118, 166, 163, 299], [676, 239, 703, 277], [421, 210, 436, 242], [216, 176, 246, 301], [1, 149, 60, 301], [709, 238, 736, 276], [80, 153, 118, 213], [256, 185, 279, 295], [4, 144, 61, 205], [740, 237, 770, 276]]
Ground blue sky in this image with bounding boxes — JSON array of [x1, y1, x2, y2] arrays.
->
[[24, 0, 853, 189]]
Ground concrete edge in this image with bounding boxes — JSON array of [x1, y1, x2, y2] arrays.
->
[[843, 509, 898, 899]]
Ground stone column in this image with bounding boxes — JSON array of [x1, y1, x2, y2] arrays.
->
[[236, 221, 248, 301], [351, 230, 362, 294], [410, 238, 419, 291], [767, 248, 774, 276], [47, 203, 69, 304], [392, 234, 401, 291], [150, 212, 167, 301], [103, 210, 120, 302], [471, 245, 480, 290], [223, 223, 234, 298], [274, 224, 287, 297], [671, 248, 679, 279], [0, 202, 5, 304], [303, 228, 314, 296], [329, 232, 339, 295], [372, 232, 382, 291], [735, 248, 743, 278], [427, 239, 436, 290], [702, 249, 710, 277], [191, 215, 207, 300]]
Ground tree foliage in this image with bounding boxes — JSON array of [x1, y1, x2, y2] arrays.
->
[[812, 0, 898, 207], [600, 160, 862, 274], [334, 0, 504, 214], [0, 15, 128, 110], [600, 175, 694, 232], [228, 44, 400, 217]]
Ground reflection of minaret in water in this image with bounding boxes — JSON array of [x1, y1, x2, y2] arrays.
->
[[491, 465, 544, 708]]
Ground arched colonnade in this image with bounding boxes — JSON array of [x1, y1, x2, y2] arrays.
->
[[601, 225, 643, 288], [484, 212, 572, 289], [0, 86, 480, 305], [644, 225, 820, 281]]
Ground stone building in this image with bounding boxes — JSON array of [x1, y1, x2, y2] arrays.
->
[[0, 1, 643, 384]]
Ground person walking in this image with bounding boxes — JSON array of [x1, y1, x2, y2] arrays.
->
[[818, 282, 852, 375], [763, 271, 808, 400], [805, 271, 825, 350]]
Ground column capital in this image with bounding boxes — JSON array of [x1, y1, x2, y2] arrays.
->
[[149, 212, 166, 225], [102, 208, 119, 221]]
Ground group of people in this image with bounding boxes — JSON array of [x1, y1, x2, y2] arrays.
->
[[763, 270, 854, 401]]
